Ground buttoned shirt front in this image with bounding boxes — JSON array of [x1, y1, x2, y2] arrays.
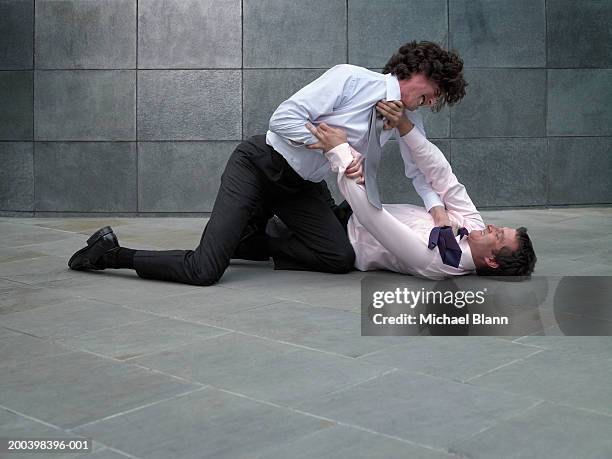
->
[[266, 64, 442, 211], [326, 127, 486, 280]]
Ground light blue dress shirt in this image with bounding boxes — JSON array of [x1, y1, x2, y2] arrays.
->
[[266, 64, 443, 211]]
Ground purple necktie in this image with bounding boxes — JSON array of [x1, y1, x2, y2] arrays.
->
[[428, 226, 468, 268]]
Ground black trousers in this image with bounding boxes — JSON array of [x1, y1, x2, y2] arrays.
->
[[133, 135, 355, 286]]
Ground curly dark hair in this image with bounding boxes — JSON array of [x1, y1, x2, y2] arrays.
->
[[382, 41, 467, 111], [476, 227, 537, 277]]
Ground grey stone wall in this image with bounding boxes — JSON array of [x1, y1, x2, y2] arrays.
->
[[1, 0, 611, 215]]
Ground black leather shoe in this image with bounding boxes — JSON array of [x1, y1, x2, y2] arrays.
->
[[68, 226, 119, 271]]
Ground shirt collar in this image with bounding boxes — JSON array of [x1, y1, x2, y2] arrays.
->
[[458, 238, 476, 272], [385, 73, 402, 102]]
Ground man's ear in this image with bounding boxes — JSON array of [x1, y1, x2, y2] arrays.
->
[[484, 256, 499, 269]]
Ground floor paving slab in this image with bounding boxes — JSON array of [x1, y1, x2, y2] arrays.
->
[[1, 297, 158, 339], [37, 271, 201, 305], [358, 337, 542, 382], [0, 351, 201, 429], [132, 332, 393, 405], [449, 402, 612, 459], [121, 285, 283, 321], [29, 218, 132, 234], [8, 235, 97, 259], [56, 317, 229, 361], [0, 284, 80, 315], [258, 424, 455, 459], [0, 326, 22, 339], [469, 349, 612, 416], [0, 246, 49, 264], [271, 283, 362, 313], [0, 211, 609, 458], [0, 333, 74, 368], [0, 278, 27, 291], [203, 301, 403, 358], [295, 369, 539, 449], [72, 449, 133, 458], [517, 336, 612, 359], [0, 256, 78, 285], [531, 314, 612, 336], [0, 223, 75, 248], [218, 265, 351, 295], [73, 387, 334, 459], [0, 407, 109, 459]]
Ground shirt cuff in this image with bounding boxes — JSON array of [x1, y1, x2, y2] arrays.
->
[[422, 192, 443, 212], [400, 125, 427, 149], [325, 143, 353, 172]]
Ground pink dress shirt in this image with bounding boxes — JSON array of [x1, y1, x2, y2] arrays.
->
[[326, 127, 486, 280]]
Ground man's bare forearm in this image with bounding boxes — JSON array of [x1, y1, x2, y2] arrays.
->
[[397, 116, 415, 137], [429, 205, 451, 228]]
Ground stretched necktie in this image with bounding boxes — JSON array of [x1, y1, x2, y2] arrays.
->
[[364, 106, 384, 209], [428, 226, 469, 268]]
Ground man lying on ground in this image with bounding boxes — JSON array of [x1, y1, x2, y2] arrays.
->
[[305, 114, 536, 280]]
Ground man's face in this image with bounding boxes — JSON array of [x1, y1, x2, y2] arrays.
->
[[468, 224, 519, 261], [397, 73, 441, 111]]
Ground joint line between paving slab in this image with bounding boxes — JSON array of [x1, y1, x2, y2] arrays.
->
[[0, 403, 139, 459], [115, 302, 371, 362], [212, 386, 451, 455], [6, 224, 83, 237], [55, 317, 163, 341], [68, 347, 208, 388], [52, 328, 233, 363], [447, 399, 547, 454], [310, 368, 400, 401], [117, 298, 286, 323], [119, 301, 563, 380], [272, 296, 361, 314], [91, 447, 140, 459], [549, 401, 612, 419], [355, 343, 555, 388], [48, 351, 441, 455], [2, 309, 162, 342], [462, 349, 546, 383], [69, 386, 209, 432], [119, 331, 234, 362], [230, 329, 371, 360], [496, 337, 548, 350], [129, 340, 541, 413], [0, 277, 42, 287], [0, 404, 68, 431], [1, 326, 48, 339]]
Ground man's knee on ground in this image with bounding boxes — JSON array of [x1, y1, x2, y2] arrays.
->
[[189, 272, 220, 286], [187, 262, 223, 286], [325, 243, 355, 274]]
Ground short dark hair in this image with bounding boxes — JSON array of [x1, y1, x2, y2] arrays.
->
[[382, 41, 467, 111], [476, 227, 537, 277]]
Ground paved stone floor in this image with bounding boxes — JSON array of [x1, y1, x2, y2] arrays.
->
[[1, 207, 611, 458]]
